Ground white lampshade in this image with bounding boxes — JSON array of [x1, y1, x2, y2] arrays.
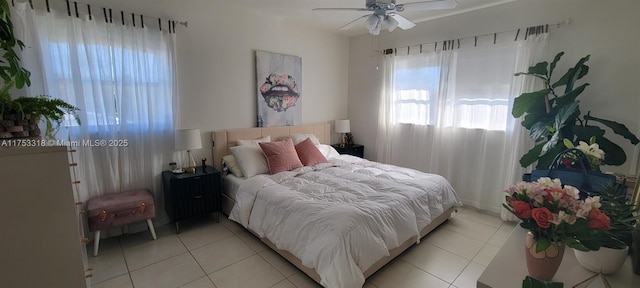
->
[[175, 129, 202, 151], [335, 119, 351, 134]]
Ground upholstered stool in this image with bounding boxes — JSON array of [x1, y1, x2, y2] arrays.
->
[[87, 189, 157, 256]]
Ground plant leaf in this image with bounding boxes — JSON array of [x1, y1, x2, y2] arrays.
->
[[526, 61, 549, 76], [514, 61, 548, 78], [584, 114, 640, 144], [529, 121, 553, 142], [522, 276, 564, 288], [521, 106, 553, 130], [535, 237, 551, 253], [565, 55, 590, 93], [595, 136, 626, 166], [520, 142, 544, 168], [512, 89, 550, 118], [553, 83, 589, 107], [551, 64, 589, 89], [536, 144, 566, 169], [548, 52, 564, 78]]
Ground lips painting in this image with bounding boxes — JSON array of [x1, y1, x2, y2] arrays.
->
[[259, 73, 300, 112], [256, 50, 302, 127]]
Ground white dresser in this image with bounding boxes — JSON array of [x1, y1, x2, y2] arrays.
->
[[0, 146, 90, 287]]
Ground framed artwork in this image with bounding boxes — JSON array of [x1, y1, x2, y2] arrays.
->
[[256, 50, 302, 127]]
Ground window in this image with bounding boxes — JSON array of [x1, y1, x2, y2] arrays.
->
[[390, 44, 517, 131], [46, 39, 174, 131]]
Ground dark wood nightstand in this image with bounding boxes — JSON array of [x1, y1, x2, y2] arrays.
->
[[162, 166, 221, 233], [331, 144, 364, 158]]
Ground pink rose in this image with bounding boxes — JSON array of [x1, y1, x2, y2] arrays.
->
[[531, 207, 553, 229], [587, 208, 610, 230], [512, 200, 532, 219]]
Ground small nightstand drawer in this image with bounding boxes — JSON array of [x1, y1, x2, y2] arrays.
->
[[352, 145, 364, 156]]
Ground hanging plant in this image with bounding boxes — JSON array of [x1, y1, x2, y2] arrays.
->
[[0, 0, 80, 140], [512, 52, 639, 169]]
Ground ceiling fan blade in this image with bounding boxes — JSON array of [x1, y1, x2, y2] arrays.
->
[[312, 8, 369, 11], [339, 15, 371, 31], [396, 0, 458, 11], [388, 14, 416, 30]]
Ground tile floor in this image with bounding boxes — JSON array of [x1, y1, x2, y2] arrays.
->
[[88, 208, 517, 288]]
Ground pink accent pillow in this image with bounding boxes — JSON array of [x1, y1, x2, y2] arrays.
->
[[259, 139, 303, 174], [295, 138, 328, 166]]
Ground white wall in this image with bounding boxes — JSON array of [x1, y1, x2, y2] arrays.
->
[[349, 0, 640, 175], [79, 0, 350, 162]]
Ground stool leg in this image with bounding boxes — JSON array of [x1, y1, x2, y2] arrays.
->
[[93, 231, 101, 256], [147, 219, 157, 240]]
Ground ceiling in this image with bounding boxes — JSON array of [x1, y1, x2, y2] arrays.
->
[[223, 0, 519, 37]]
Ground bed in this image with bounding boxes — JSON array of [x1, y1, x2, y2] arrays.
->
[[212, 123, 461, 288]]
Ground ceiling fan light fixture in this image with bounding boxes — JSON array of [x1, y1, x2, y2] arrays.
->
[[366, 14, 383, 35], [384, 15, 399, 32], [314, 0, 458, 34]]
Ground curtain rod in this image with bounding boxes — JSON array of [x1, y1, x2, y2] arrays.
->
[[13, 0, 188, 31], [379, 19, 571, 55]]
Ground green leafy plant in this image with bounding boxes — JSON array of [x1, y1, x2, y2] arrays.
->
[[522, 276, 563, 288], [0, 0, 30, 88], [0, 0, 80, 139], [597, 183, 639, 249], [512, 52, 639, 169], [15, 94, 80, 139]]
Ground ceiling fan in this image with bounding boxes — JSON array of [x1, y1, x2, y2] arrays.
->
[[313, 0, 458, 35]]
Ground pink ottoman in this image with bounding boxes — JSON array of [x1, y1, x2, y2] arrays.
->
[[87, 189, 157, 256]]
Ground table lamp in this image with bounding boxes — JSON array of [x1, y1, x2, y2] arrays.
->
[[175, 128, 202, 173], [335, 119, 350, 148]]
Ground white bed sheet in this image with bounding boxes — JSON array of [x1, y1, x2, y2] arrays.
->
[[229, 155, 461, 288], [223, 173, 244, 201]]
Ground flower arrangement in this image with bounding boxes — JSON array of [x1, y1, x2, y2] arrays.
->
[[561, 137, 605, 171], [504, 177, 613, 252], [259, 73, 300, 112], [259, 73, 300, 95]]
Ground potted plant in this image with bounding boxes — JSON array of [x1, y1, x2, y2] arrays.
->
[[0, 0, 80, 140], [503, 177, 613, 280], [512, 52, 639, 169], [573, 183, 639, 274]]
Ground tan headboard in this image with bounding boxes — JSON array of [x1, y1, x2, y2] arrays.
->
[[212, 123, 331, 171]]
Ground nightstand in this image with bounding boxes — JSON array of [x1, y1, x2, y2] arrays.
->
[[331, 144, 364, 158], [162, 166, 221, 233]]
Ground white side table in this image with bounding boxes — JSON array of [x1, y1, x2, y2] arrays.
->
[[477, 226, 640, 288]]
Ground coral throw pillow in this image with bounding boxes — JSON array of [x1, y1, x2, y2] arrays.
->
[[295, 137, 328, 166], [259, 139, 303, 174]]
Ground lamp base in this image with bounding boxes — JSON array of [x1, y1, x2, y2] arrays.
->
[[185, 150, 197, 173]]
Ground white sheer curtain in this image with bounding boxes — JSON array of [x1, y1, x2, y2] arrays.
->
[[13, 3, 176, 224], [377, 33, 547, 217]]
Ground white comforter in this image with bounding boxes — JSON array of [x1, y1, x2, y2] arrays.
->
[[229, 155, 461, 288]]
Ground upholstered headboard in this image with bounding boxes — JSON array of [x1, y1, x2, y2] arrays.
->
[[211, 123, 331, 171]]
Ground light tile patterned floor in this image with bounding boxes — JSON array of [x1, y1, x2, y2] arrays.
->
[[88, 208, 514, 288]]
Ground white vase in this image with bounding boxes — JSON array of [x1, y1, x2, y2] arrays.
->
[[573, 246, 629, 274]]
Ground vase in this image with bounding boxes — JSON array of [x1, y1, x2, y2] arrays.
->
[[525, 232, 565, 281], [574, 246, 629, 274]]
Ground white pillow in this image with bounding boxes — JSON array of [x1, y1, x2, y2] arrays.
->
[[290, 134, 320, 145], [237, 135, 271, 146], [230, 145, 268, 178], [222, 154, 244, 178], [316, 144, 340, 158]]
